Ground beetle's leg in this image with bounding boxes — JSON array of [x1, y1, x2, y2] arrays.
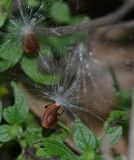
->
[[45, 105, 49, 109], [44, 103, 55, 109], [42, 104, 49, 109], [58, 110, 64, 116]]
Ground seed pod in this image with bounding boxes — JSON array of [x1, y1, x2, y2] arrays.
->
[[41, 103, 60, 128], [22, 34, 39, 55]]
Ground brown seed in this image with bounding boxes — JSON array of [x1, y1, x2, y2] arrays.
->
[[22, 34, 39, 55], [41, 103, 60, 128]]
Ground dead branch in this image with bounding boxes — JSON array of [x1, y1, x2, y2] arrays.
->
[[34, 0, 134, 37], [88, 0, 134, 28], [34, 17, 90, 37]]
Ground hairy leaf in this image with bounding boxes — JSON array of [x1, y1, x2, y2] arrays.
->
[[104, 111, 128, 131], [0, 101, 2, 122], [0, 37, 22, 72], [3, 81, 29, 125], [106, 126, 122, 145], [21, 56, 59, 85], [79, 151, 95, 160], [25, 127, 42, 146], [0, 0, 12, 27], [104, 111, 128, 145], [37, 138, 77, 159], [16, 154, 25, 160], [0, 125, 17, 142], [73, 117, 97, 152], [50, 1, 71, 24]]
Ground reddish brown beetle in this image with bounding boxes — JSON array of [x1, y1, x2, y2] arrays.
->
[[41, 103, 62, 128], [22, 33, 39, 55]]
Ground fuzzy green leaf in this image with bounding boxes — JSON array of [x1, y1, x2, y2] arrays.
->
[[37, 138, 76, 159], [3, 81, 29, 125], [0, 37, 22, 72], [60, 157, 78, 160], [16, 154, 25, 160], [111, 126, 122, 145], [105, 126, 122, 145], [114, 156, 124, 160], [51, 132, 68, 142], [0, 101, 2, 122], [79, 151, 95, 160], [104, 111, 128, 132], [36, 148, 49, 158], [50, 1, 71, 24], [0, 125, 17, 142], [26, 0, 40, 7], [48, 34, 82, 55], [104, 111, 128, 145], [0, 84, 8, 98], [25, 127, 42, 146], [73, 117, 97, 152], [21, 56, 59, 85], [0, 0, 12, 27], [116, 90, 132, 109]]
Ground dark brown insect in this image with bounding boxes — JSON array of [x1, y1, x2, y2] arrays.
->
[[22, 33, 39, 55], [41, 103, 62, 128]]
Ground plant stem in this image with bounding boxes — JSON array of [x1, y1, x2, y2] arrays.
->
[[57, 121, 71, 133]]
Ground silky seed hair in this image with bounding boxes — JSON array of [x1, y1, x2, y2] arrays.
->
[[3, 0, 113, 126]]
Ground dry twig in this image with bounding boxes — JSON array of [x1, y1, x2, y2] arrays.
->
[[34, 0, 134, 37]]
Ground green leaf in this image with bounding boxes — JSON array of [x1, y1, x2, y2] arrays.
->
[[104, 111, 128, 145], [25, 127, 42, 146], [50, 1, 72, 24], [60, 157, 77, 160], [114, 156, 124, 160], [0, 101, 2, 122], [106, 126, 122, 145], [48, 34, 82, 55], [0, 143, 3, 148], [24, 113, 38, 127], [104, 111, 128, 131], [16, 154, 25, 160], [73, 117, 97, 152], [26, 0, 40, 7], [36, 148, 49, 158], [49, 132, 68, 143], [3, 81, 29, 125], [21, 56, 59, 85], [0, 37, 23, 72], [95, 156, 103, 160], [0, 125, 17, 142], [37, 138, 76, 159], [116, 90, 132, 109], [0, 84, 8, 98], [79, 151, 95, 160], [0, 0, 12, 27]]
